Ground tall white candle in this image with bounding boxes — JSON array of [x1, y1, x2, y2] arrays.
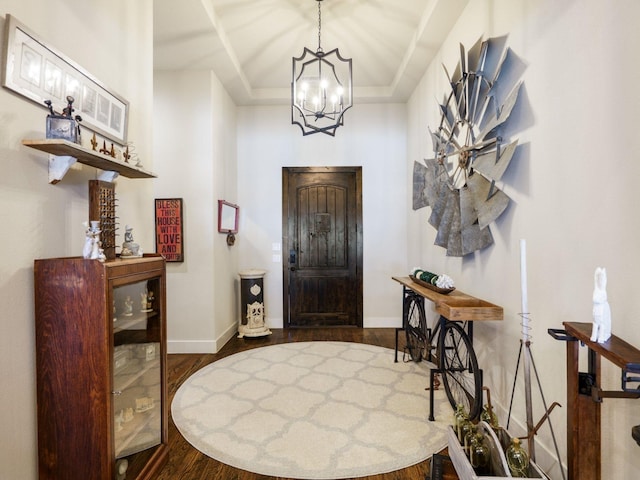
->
[[520, 238, 529, 336]]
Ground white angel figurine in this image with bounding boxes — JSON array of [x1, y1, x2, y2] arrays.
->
[[82, 222, 93, 259]]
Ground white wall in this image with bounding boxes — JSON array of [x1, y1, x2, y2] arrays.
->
[[153, 70, 239, 353], [0, 1, 153, 478], [5, 1, 640, 479], [236, 103, 408, 328], [407, 1, 640, 478]]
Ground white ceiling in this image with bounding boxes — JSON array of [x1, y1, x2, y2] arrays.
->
[[153, 0, 469, 106]]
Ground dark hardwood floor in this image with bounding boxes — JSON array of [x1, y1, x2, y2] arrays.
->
[[155, 328, 458, 480]]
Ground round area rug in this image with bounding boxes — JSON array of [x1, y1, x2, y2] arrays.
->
[[172, 341, 453, 479]]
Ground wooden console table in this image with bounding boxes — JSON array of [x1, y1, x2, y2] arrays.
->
[[392, 276, 503, 361], [392, 276, 503, 420], [549, 322, 640, 480]]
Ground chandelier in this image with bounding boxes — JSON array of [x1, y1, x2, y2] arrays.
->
[[291, 0, 353, 136]]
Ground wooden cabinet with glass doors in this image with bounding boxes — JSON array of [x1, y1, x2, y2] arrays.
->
[[34, 255, 167, 480]]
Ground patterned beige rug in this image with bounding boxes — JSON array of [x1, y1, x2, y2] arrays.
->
[[172, 342, 453, 479]]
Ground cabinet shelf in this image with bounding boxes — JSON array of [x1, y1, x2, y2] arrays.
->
[[22, 138, 156, 182]]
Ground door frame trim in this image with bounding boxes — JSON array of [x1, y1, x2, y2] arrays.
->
[[282, 166, 363, 328]]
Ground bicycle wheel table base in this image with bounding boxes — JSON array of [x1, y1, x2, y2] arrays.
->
[[439, 321, 482, 420], [404, 293, 427, 362]]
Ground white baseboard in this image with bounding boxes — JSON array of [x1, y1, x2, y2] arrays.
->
[[168, 321, 240, 354], [215, 321, 239, 351], [168, 318, 403, 353]]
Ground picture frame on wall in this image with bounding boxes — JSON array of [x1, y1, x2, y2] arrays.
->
[[155, 198, 184, 262], [1, 14, 129, 145]]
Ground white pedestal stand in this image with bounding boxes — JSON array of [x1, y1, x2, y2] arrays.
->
[[238, 269, 272, 338]]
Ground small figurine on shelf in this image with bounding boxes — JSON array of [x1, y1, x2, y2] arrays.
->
[[145, 344, 156, 361], [590, 267, 612, 343], [121, 225, 142, 257], [115, 459, 128, 480], [140, 289, 154, 312], [122, 407, 134, 422], [135, 396, 155, 412], [115, 410, 124, 432], [82, 222, 93, 259], [82, 220, 106, 262], [45, 96, 81, 143], [123, 296, 133, 316]]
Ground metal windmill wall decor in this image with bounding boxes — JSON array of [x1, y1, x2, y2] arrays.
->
[[413, 37, 523, 256]]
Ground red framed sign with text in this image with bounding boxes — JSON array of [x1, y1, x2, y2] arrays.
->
[[155, 198, 184, 262]]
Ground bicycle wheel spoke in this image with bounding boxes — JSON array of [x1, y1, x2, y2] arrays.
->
[[404, 294, 427, 362], [439, 322, 482, 419]]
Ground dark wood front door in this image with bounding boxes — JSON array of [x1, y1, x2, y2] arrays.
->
[[283, 167, 363, 327]]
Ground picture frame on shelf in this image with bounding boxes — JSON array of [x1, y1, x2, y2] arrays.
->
[[1, 14, 129, 145]]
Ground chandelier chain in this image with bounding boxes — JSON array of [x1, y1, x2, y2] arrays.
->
[[317, 0, 323, 53]]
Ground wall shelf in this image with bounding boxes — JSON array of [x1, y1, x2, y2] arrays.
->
[[22, 138, 156, 183]]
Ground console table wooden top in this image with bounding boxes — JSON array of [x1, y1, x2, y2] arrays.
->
[[563, 321, 640, 371], [392, 276, 503, 321]]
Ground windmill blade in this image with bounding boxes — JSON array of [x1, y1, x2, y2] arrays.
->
[[459, 185, 479, 228], [412, 161, 429, 210], [446, 52, 463, 87], [459, 43, 469, 121], [459, 185, 494, 255], [429, 126, 443, 153], [469, 40, 489, 124], [445, 196, 463, 257], [474, 139, 518, 182], [424, 157, 446, 207], [443, 60, 467, 125], [439, 104, 456, 139], [491, 45, 512, 86], [431, 189, 461, 255], [467, 37, 485, 74], [432, 187, 456, 246], [428, 181, 450, 230], [466, 172, 511, 229], [478, 82, 522, 140], [461, 222, 494, 256], [484, 36, 509, 84]]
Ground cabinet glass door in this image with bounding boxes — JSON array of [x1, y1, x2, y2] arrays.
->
[[112, 277, 162, 461]]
